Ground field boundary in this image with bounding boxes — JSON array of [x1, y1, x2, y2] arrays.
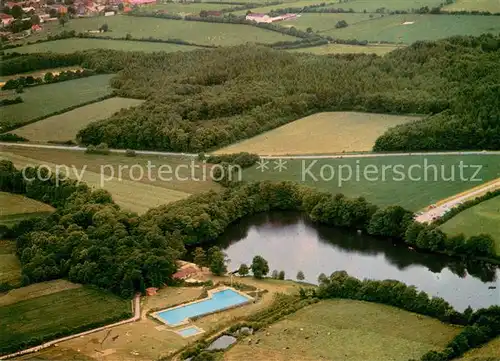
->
[[0, 293, 141, 360]]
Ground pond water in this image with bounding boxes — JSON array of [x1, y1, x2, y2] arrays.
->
[[216, 212, 499, 312]]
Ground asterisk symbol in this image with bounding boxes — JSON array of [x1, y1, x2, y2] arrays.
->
[[273, 159, 287, 172], [256, 159, 269, 172]]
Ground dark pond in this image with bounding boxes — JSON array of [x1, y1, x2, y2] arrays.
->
[[215, 212, 499, 312]]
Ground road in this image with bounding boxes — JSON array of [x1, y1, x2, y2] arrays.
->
[[1, 142, 500, 159], [415, 178, 500, 223]]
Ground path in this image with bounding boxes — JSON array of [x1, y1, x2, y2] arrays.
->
[[415, 178, 500, 223], [0, 294, 141, 360], [1, 142, 500, 159]]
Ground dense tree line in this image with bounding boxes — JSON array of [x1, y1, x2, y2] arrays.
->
[[0, 52, 85, 76], [0, 161, 182, 298], [1, 69, 96, 90], [314, 271, 500, 360], [72, 35, 500, 152]]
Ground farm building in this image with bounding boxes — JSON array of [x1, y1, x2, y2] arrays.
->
[[146, 287, 158, 296], [0, 13, 14, 27], [172, 266, 198, 280], [126, 0, 156, 4]]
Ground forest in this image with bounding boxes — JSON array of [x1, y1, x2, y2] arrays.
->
[[72, 34, 499, 152]]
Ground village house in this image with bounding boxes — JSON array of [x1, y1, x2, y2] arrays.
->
[[0, 13, 14, 27], [245, 12, 298, 23]]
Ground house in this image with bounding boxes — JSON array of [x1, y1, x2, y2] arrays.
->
[[245, 12, 298, 23], [31, 24, 42, 32], [145, 287, 158, 296], [0, 13, 14, 27], [205, 10, 222, 16], [22, 6, 36, 13], [172, 266, 198, 280], [126, 0, 156, 5], [104, 11, 115, 16]]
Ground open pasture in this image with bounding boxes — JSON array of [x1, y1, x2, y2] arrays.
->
[[149, 2, 229, 14], [0, 74, 114, 130], [224, 299, 461, 361], [0, 147, 221, 214], [443, 0, 500, 13], [214, 112, 418, 155], [241, 154, 500, 211], [0, 287, 131, 355], [12, 97, 144, 143], [0, 240, 21, 286], [0, 192, 54, 227], [280, 13, 382, 32], [60, 16, 299, 46], [322, 0, 445, 12], [288, 43, 399, 55], [5, 38, 201, 54], [0, 279, 81, 307], [324, 14, 500, 43], [439, 195, 500, 253], [232, 0, 339, 15]]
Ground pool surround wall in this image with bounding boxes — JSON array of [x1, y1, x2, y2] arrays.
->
[[152, 286, 254, 327], [174, 325, 206, 338]]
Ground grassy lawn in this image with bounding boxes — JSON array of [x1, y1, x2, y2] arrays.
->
[[324, 14, 500, 43], [0, 240, 21, 286], [224, 299, 461, 361], [241, 154, 500, 211], [0, 74, 114, 130], [288, 43, 400, 55], [12, 97, 144, 143], [443, 0, 500, 13], [0, 287, 131, 354], [0, 147, 221, 214], [0, 279, 81, 307], [0, 192, 54, 228], [456, 337, 500, 360], [322, 0, 445, 12], [213, 112, 419, 155], [232, 0, 343, 15], [5, 38, 201, 54], [148, 2, 229, 14], [277, 13, 383, 33], [439, 195, 500, 253], [55, 15, 299, 46]]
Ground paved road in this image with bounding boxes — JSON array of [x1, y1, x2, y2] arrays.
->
[[1, 142, 500, 159], [415, 179, 500, 223]]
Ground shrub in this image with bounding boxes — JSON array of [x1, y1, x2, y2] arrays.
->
[[125, 149, 136, 157]]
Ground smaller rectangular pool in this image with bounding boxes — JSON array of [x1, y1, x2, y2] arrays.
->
[[155, 288, 252, 326], [176, 326, 204, 338]]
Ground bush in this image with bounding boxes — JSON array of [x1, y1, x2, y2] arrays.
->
[[85, 142, 110, 155], [0, 96, 23, 106], [125, 149, 136, 157], [0, 133, 28, 142]]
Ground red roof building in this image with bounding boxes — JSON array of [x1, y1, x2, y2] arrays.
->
[[0, 13, 14, 27], [172, 266, 198, 280]]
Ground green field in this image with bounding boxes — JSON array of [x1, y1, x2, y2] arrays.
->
[[232, 0, 337, 15], [51, 15, 299, 46], [224, 299, 461, 361], [322, 0, 445, 12], [439, 195, 500, 253], [324, 14, 500, 43], [5, 38, 201, 54], [0, 240, 21, 285], [149, 2, 229, 14], [288, 43, 399, 55], [443, 0, 500, 13], [279, 13, 382, 33], [241, 154, 500, 211], [12, 97, 144, 143], [0, 192, 54, 228], [0, 75, 114, 130], [0, 287, 131, 354]]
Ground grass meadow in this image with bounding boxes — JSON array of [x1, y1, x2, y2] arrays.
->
[[0, 280, 81, 307], [321, 0, 444, 12], [0, 74, 114, 130], [0, 147, 221, 214], [12, 97, 144, 143], [56, 16, 299, 46], [224, 299, 461, 361], [324, 14, 500, 43], [5, 38, 201, 54], [232, 0, 344, 15], [439, 195, 500, 253], [0, 240, 21, 286], [273, 13, 382, 32], [149, 2, 229, 14], [0, 192, 54, 228], [241, 154, 500, 211], [0, 287, 131, 354], [288, 43, 400, 55], [443, 0, 500, 13], [214, 112, 419, 155]]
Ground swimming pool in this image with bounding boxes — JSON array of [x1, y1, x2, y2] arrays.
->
[[175, 326, 204, 338], [155, 288, 252, 326]]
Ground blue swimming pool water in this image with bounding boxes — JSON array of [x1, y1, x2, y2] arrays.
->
[[157, 289, 250, 325], [177, 326, 202, 337]]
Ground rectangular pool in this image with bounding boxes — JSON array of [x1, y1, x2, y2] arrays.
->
[[156, 288, 252, 326], [176, 326, 204, 338]]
